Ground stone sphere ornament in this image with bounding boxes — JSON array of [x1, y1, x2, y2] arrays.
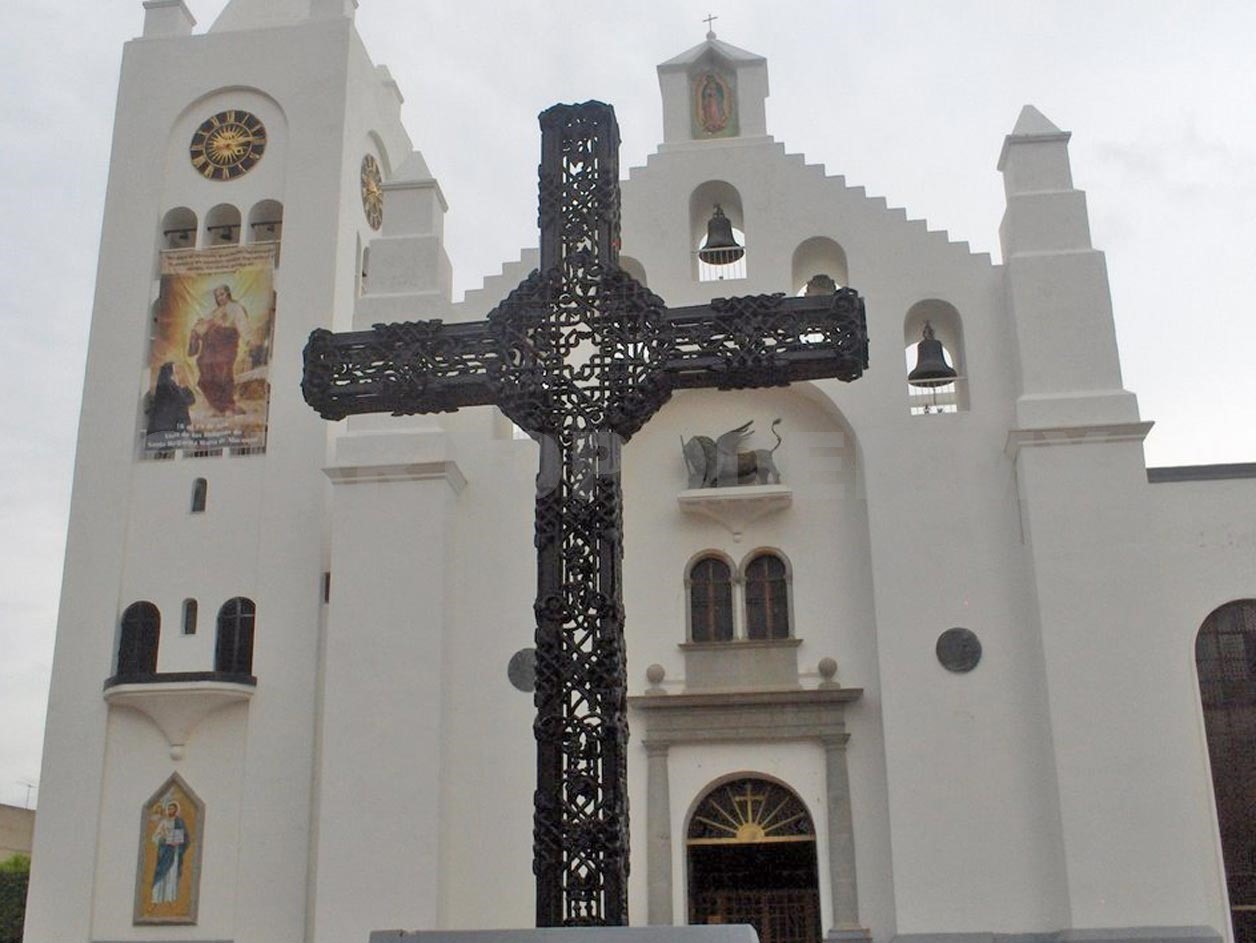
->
[[936, 627, 982, 673], [508, 647, 537, 692]]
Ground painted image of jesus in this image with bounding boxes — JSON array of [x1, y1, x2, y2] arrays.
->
[[150, 800, 188, 905], [188, 284, 250, 415]]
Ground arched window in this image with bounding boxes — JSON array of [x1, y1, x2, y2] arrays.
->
[[205, 203, 242, 245], [689, 556, 734, 642], [791, 236, 848, 294], [690, 181, 747, 282], [904, 299, 967, 415], [117, 602, 160, 676], [160, 207, 197, 250], [191, 478, 207, 513], [687, 777, 821, 943], [619, 255, 648, 287], [247, 199, 283, 244], [182, 598, 198, 636], [1196, 600, 1256, 941], [215, 597, 256, 676], [744, 553, 790, 640], [248, 199, 283, 266]]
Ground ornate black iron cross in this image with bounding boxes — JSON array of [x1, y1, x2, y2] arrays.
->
[[302, 102, 868, 927]]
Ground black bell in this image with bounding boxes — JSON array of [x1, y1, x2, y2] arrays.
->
[[698, 205, 744, 266], [908, 321, 957, 388]]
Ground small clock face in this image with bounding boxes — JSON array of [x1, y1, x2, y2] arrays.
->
[[189, 110, 267, 181], [360, 154, 384, 230]]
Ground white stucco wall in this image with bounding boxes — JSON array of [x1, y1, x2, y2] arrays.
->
[[27, 13, 1255, 943]]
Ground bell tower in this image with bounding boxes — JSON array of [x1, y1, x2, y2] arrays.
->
[[24, 3, 448, 941]]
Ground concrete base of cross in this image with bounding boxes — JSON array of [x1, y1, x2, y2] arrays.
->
[[371, 927, 760, 943]]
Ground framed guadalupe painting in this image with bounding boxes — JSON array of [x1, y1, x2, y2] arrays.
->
[[134, 774, 204, 925]]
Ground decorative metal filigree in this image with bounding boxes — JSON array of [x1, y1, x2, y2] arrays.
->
[[302, 100, 869, 927]]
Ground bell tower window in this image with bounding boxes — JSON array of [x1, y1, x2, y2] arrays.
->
[[904, 300, 967, 414], [215, 597, 256, 676], [690, 182, 747, 282], [117, 601, 160, 676]]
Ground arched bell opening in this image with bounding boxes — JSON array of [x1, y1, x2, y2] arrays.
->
[[690, 181, 747, 283], [620, 255, 648, 288], [247, 199, 284, 264], [160, 207, 197, 251], [1196, 599, 1256, 943], [204, 203, 242, 246], [686, 776, 822, 943], [791, 237, 848, 296], [903, 299, 967, 415]]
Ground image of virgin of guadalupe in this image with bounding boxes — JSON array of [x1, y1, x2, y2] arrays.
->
[[698, 72, 731, 134]]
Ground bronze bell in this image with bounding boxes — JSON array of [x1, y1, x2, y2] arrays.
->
[[908, 321, 957, 387], [698, 205, 744, 266]]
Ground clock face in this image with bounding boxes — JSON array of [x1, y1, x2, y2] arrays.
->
[[189, 110, 267, 181], [360, 154, 384, 230]]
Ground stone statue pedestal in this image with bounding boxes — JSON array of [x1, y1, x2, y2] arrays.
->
[[371, 928, 760, 943]]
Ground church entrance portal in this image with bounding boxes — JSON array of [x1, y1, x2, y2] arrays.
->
[[1196, 600, 1256, 943], [687, 778, 821, 943]]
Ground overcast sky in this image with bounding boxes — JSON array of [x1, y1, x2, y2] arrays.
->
[[1, 0, 1253, 810]]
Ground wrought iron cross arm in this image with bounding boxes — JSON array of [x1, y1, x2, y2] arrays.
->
[[302, 320, 504, 420], [661, 288, 869, 390]]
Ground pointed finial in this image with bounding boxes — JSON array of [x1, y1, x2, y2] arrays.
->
[[703, 12, 718, 39]]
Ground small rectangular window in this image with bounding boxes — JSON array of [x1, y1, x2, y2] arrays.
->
[[183, 599, 198, 635]]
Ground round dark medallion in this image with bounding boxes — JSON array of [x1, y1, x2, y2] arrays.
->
[[189, 110, 267, 181], [936, 627, 982, 673], [508, 647, 537, 692]]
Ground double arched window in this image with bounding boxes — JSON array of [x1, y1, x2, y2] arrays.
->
[[690, 557, 735, 642], [215, 597, 256, 676], [111, 596, 256, 679], [687, 551, 792, 642], [117, 601, 161, 676]]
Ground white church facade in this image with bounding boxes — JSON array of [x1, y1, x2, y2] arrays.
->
[[24, 3, 1256, 943]]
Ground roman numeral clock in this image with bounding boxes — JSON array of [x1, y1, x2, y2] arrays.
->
[[188, 110, 267, 181]]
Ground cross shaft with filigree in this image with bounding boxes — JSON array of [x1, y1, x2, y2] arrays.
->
[[302, 101, 868, 927]]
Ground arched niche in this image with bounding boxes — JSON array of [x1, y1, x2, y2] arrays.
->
[[903, 298, 968, 414], [791, 237, 848, 294], [160, 207, 197, 250], [620, 255, 648, 287], [1195, 599, 1256, 942], [690, 180, 747, 282], [247, 199, 283, 245], [204, 203, 242, 246]]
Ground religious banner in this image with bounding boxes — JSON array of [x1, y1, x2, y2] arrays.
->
[[692, 69, 738, 138], [134, 774, 204, 925], [143, 243, 277, 453]]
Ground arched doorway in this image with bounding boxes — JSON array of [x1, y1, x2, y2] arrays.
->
[[1196, 600, 1256, 943], [687, 777, 821, 943]]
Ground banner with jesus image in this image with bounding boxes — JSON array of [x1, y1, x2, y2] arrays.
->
[[134, 774, 203, 925], [143, 244, 277, 453]]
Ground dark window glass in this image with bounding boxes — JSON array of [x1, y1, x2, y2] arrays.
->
[[183, 598, 198, 635], [690, 557, 734, 642], [191, 478, 207, 513], [215, 597, 256, 675], [1197, 600, 1256, 943], [744, 554, 789, 640], [117, 602, 160, 675]]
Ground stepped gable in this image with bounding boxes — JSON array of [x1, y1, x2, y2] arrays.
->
[[625, 142, 993, 267]]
